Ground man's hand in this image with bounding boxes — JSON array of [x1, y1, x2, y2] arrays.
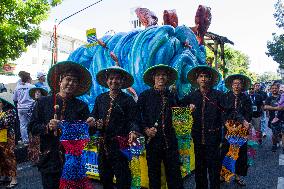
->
[[243, 120, 250, 129], [86, 117, 96, 127], [145, 127, 157, 138], [48, 118, 60, 131], [95, 119, 104, 129], [128, 131, 137, 144], [189, 104, 196, 112]]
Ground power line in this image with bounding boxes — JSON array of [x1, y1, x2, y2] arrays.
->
[[58, 0, 104, 26]]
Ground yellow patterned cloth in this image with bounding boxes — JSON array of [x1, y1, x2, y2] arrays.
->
[[220, 120, 248, 182], [0, 129, 7, 142], [172, 107, 193, 135], [172, 107, 193, 177]]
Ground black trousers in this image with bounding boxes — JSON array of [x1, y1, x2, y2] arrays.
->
[[221, 140, 248, 176], [146, 145, 184, 189], [194, 144, 221, 189], [98, 150, 131, 189], [41, 172, 61, 189]]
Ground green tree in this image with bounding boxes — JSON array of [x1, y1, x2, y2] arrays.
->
[[257, 71, 281, 82], [206, 45, 257, 82], [273, 0, 284, 28], [266, 0, 284, 67], [0, 0, 61, 66], [266, 33, 284, 65]]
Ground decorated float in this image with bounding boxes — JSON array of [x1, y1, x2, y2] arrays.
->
[[66, 5, 212, 188]]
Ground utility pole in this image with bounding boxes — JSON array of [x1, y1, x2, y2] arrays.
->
[[51, 0, 103, 66]]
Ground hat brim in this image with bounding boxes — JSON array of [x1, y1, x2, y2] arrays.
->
[[47, 61, 92, 97], [0, 97, 15, 110], [143, 65, 178, 87], [225, 74, 251, 91], [29, 87, 48, 100], [187, 66, 221, 88], [96, 67, 134, 89]]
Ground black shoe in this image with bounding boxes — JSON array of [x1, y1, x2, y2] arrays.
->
[[272, 145, 277, 152]]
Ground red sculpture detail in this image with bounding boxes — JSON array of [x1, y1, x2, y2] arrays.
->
[[163, 9, 178, 28], [135, 8, 158, 28], [191, 5, 212, 45]]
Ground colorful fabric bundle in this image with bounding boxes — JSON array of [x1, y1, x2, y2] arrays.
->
[[247, 128, 259, 166], [115, 136, 145, 160], [220, 120, 248, 182], [83, 134, 102, 177], [59, 121, 92, 189], [172, 107, 193, 177], [115, 136, 145, 188]]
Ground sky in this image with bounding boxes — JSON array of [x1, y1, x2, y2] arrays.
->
[[42, 0, 282, 74]]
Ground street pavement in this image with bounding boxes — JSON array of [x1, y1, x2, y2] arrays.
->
[[1, 130, 284, 189]]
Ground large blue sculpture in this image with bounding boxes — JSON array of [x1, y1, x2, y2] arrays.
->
[[68, 25, 207, 110]]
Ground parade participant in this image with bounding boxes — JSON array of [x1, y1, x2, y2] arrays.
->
[[248, 87, 264, 144], [28, 61, 93, 189], [254, 82, 268, 138], [221, 74, 253, 186], [137, 64, 183, 189], [181, 65, 222, 189], [27, 87, 48, 165], [264, 84, 284, 152], [0, 98, 18, 188], [88, 66, 139, 189], [13, 71, 35, 144], [35, 72, 49, 92]]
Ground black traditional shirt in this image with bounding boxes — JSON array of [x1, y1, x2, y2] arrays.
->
[[29, 95, 90, 151], [137, 88, 179, 149], [28, 95, 90, 173], [222, 91, 253, 123], [91, 91, 139, 142], [181, 89, 223, 145]]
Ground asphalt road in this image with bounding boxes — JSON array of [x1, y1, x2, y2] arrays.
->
[[1, 129, 283, 189]]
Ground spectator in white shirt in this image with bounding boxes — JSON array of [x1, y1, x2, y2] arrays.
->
[[13, 71, 35, 144]]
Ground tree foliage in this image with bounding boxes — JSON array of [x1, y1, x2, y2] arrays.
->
[[266, 33, 284, 65], [273, 0, 284, 28], [206, 45, 257, 82], [0, 0, 61, 66], [257, 71, 281, 82], [266, 0, 284, 67]]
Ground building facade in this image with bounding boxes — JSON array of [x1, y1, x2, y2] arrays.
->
[[12, 29, 85, 77]]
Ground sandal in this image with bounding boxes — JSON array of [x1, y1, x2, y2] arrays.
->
[[235, 178, 246, 186], [6, 182, 18, 188]]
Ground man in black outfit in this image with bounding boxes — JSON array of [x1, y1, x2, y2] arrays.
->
[[88, 66, 139, 189], [180, 65, 223, 189], [29, 61, 93, 189], [137, 64, 183, 189]]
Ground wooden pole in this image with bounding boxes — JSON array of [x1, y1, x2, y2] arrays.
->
[[214, 40, 219, 70], [220, 43, 225, 78]]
